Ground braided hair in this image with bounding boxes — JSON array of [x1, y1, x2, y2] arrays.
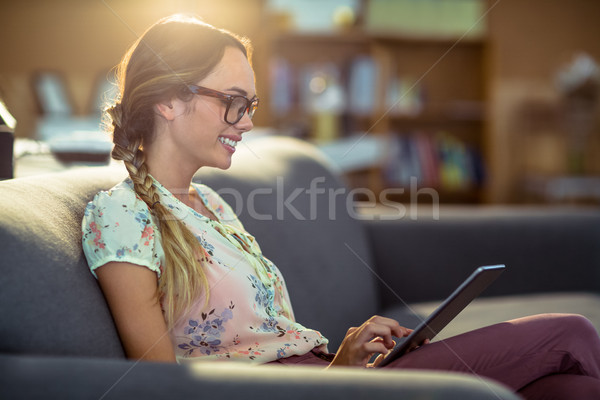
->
[[104, 14, 252, 328]]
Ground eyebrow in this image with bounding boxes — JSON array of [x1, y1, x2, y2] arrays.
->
[[226, 86, 257, 98]]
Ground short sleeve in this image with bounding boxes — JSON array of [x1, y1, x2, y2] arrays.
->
[[81, 182, 164, 279]]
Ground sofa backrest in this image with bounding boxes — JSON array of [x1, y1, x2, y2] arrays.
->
[[0, 136, 378, 357], [0, 166, 127, 358]]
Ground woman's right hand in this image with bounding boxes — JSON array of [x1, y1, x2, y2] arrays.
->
[[327, 315, 412, 368]]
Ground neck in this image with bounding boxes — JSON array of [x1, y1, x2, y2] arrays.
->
[[149, 168, 195, 204], [144, 147, 198, 205]]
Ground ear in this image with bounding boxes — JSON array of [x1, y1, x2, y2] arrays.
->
[[155, 100, 176, 121]]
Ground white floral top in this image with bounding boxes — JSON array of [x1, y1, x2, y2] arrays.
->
[[81, 177, 328, 364]]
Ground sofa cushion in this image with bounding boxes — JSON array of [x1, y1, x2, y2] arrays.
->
[[0, 167, 127, 357]]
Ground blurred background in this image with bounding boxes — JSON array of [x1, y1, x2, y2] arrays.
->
[[1, 0, 599, 206]]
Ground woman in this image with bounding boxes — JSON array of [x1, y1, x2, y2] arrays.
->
[[82, 15, 600, 399]]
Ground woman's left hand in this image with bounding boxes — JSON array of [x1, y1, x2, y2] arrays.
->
[[327, 315, 413, 368]]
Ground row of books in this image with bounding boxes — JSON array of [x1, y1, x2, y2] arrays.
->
[[269, 56, 425, 117], [383, 132, 485, 191]]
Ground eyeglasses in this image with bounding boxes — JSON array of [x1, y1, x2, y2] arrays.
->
[[188, 84, 259, 125]]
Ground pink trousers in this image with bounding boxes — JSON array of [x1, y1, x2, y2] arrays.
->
[[271, 314, 600, 400]]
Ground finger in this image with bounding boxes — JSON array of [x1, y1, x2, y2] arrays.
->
[[362, 341, 391, 357], [371, 337, 396, 347], [368, 339, 397, 367], [405, 338, 431, 354], [369, 337, 397, 352], [364, 316, 412, 343], [401, 328, 414, 337], [356, 323, 397, 349], [367, 316, 404, 331], [347, 327, 358, 335], [370, 337, 384, 344], [378, 317, 414, 338], [369, 353, 385, 368]]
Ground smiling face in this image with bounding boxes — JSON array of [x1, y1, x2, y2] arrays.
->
[[153, 46, 256, 172]]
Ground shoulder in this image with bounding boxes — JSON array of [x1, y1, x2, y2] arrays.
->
[[86, 179, 141, 210], [82, 178, 158, 246], [82, 178, 163, 278], [84, 179, 152, 221]]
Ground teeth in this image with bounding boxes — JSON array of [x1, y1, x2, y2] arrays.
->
[[219, 137, 238, 148]]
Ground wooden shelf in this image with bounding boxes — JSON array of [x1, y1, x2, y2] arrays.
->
[[269, 29, 485, 46], [261, 26, 489, 204]]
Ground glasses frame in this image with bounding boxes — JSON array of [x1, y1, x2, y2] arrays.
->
[[187, 84, 259, 125]]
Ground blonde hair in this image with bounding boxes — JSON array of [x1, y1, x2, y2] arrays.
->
[[105, 15, 252, 329]]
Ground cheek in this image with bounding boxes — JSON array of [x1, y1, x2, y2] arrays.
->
[[194, 97, 223, 123], [188, 108, 229, 143]]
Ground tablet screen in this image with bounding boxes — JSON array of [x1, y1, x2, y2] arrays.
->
[[377, 264, 505, 368]]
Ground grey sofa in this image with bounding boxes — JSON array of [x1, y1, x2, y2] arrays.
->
[[2, 135, 599, 399]]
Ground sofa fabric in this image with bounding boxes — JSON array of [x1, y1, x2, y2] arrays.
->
[[3, 135, 598, 399], [0, 166, 127, 358], [0, 354, 519, 400], [365, 208, 600, 307]]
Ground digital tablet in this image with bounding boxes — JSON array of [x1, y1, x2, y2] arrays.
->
[[377, 264, 505, 368]]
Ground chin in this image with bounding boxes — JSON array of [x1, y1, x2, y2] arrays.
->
[[213, 157, 233, 170]]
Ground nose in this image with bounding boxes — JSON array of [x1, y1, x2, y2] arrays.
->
[[235, 110, 254, 133]]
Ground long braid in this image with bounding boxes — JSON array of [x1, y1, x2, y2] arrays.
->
[[103, 14, 251, 329], [108, 103, 209, 328]]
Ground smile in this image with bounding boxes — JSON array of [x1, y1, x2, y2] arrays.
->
[[219, 137, 238, 148]]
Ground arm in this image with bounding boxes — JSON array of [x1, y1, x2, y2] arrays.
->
[[96, 262, 176, 363]]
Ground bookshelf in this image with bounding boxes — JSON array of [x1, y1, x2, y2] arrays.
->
[[261, 29, 488, 204]]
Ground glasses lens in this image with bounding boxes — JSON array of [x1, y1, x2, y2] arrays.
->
[[226, 97, 247, 124]]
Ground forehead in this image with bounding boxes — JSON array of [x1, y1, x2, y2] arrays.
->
[[199, 47, 256, 96]]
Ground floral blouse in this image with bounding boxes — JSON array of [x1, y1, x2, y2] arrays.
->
[[81, 177, 328, 364]]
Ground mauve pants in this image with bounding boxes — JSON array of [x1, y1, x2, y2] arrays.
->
[[271, 314, 600, 399]]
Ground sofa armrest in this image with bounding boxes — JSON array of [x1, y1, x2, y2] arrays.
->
[[362, 206, 600, 309], [0, 354, 520, 400]]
